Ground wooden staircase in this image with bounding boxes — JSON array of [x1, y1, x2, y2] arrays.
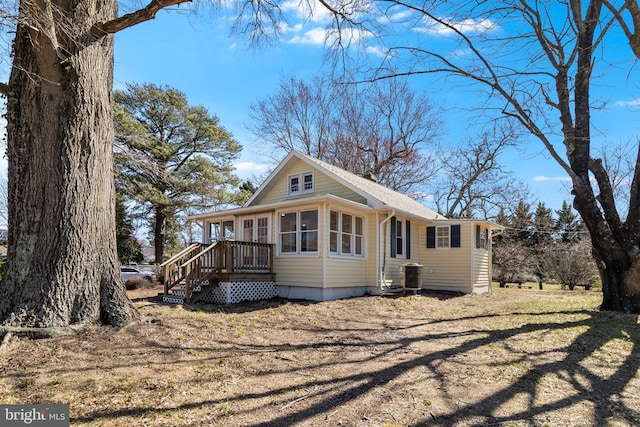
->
[[160, 241, 275, 305], [161, 281, 221, 305]]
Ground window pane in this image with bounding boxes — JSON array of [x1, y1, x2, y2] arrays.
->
[[396, 220, 403, 255], [330, 211, 339, 231], [243, 219, 253, 241], [301, 231, 318, 251], [342, 214, 352, 233], [290, 176, 299, 193], [342, 234, 351, 254], [280, 212, 297, 232], [355, 236, 363, 255], [355, 217, 363, 235], [330, 232, 338, 252], [300, 210, 318, 231], [210, 222, 221, 242], [304, 173, 313, 191], [223, 221, 234, 240], [257, 217, 269, 243], [281, 233, 296, 252]]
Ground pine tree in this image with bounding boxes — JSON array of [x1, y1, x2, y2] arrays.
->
[[114, 83, 242, 262]]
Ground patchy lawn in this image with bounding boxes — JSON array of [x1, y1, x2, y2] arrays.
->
[[1, 286, 639, 427]]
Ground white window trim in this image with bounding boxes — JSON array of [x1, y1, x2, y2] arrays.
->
[[329, 210, 366, 258], [478, 227, 488, 250], [288, 171, 314, 196], [277, 209, 319, 256], [436, 225, 450, 249], [396, 219, 407, 259], [207, 219, 235, 243]]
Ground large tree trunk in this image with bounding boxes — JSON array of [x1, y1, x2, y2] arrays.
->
[[154, 207, 167, 264], [0, 0, 138, 327], [565, 0, 640, 313]]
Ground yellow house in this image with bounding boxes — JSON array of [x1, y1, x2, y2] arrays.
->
[[162, 151, 503, 304]]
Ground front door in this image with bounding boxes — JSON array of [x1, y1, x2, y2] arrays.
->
[[241, 215, 271, 269], [242, 215, 270, 243]]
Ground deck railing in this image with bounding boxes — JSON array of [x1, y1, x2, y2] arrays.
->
[[177, 240, 274, 302], [213, 240, 274, 273]]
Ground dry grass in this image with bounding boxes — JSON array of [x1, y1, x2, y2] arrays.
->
[[1, 286, 639, 426]]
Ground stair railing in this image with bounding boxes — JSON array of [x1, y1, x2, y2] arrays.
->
[[160, 243, 204, 296], [181, 242, 218, 303], [174, 240, 275, 303]]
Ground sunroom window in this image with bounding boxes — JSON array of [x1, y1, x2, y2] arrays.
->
[[280, 210, 318, 254], [330, 210, 364, 256]]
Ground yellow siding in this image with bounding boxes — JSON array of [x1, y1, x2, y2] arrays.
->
[[365, 214, 378, 285], [325, 257, 369, 288], [274, 256, 324, 287], [273, 199, 325, 288], [324, 208, 378, 288], [380, 215, 423, 286], [418, 223, 473, 292], [473, 247, 490, 287], [257, 158, 367, 205]]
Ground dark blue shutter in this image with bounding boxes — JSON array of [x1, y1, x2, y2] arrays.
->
[[406, 220, 411, 259], [484, 228, 489, 249], [476, 225, 481, 248], [426, 226, 435, 248], [451, 224, 461, 248], [390, 217, 397, 258]]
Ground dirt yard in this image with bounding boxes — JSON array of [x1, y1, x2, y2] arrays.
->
[[1, 285, 639, 427]]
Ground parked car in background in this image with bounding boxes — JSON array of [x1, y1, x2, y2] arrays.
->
[[121, 266, 156, 282]]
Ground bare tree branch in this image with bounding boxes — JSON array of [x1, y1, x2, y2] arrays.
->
[[602, 0, 640, 58], [94, 0, 192, 38]]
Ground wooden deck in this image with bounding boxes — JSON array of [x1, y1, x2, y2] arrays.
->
[[160, 240, 275, 303]]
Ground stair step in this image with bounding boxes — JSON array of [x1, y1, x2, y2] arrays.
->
[[178, 284, 202, 292], [163, 295, 185, 304]]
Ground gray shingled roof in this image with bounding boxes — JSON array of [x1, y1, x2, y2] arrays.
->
[[295, 152, 443, 220]]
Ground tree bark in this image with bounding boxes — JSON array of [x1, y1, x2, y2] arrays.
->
[[154, 207, 167, 264], [0, 0, 139, 327], [566, 0, 640, 313]]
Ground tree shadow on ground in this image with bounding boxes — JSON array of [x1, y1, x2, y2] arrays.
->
[[66, 301, 640, 426]]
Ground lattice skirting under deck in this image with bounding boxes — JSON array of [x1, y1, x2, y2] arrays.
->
[[200, 281, 277, 304]]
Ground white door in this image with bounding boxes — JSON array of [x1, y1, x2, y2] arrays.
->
[[241, 215, 271, 270], [242, 215, 270, 243]]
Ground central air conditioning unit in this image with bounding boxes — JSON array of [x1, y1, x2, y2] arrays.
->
[[401, 263, 423, 293]]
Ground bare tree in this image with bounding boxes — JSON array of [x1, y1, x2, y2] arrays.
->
[[431, 123, 529, 219], [248, 75, 336, 160], [323, 0, 640, 313], [248, 73, 442, 193], [492, 239, 532, 288], [545, 239, 599, 290]]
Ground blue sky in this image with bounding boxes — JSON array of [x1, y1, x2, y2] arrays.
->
[[114, 2, 635, 214]]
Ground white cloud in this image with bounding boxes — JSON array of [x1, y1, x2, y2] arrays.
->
[[378, 10, 413, 24], [280, 0, 332, 24], [286, 27, 329, 45], [614, 99, 640, 107], [285, 26, 373, 47], [532, 176, 571, 182], [234, 161, 272, 180], [416, 17, 498, 36], [365, 45, 388, 57]]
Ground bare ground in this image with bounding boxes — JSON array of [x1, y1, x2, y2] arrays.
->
[[1, 286, 639, 427]]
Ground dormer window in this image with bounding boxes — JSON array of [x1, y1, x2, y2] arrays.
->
[[289, 172, 314, 196]]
